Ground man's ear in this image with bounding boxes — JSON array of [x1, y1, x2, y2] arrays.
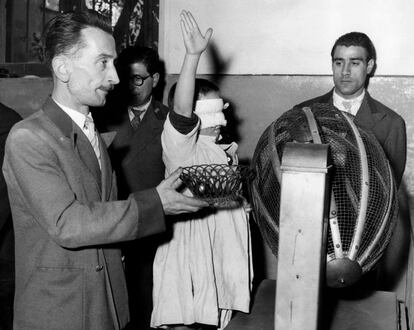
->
[[367, 59, 375, 75], [52, 55, 70, 83], [152, 72, 160, 88]]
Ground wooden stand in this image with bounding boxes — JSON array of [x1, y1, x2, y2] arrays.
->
[[275, 142, 330, 329]]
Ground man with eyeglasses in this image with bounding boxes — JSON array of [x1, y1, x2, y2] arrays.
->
[[94, 45, 169, 330]]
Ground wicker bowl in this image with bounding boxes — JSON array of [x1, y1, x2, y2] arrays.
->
[[180, 164, 251, 205]]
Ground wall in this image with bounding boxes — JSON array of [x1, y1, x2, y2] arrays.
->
[[0, 77, 52, 118], [160, 0, 414, 75]]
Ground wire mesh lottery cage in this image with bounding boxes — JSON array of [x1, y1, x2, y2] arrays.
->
[[250, 103, 398, 288]]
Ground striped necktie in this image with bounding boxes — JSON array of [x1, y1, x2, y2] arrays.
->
[[84, 116, 101, 168], [130, 108, 145, 130]]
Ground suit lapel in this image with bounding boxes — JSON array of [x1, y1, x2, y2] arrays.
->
[[318, 90, 335, 105], [73, 124, 102, 191], [135, 102, 163, 147], [320, 90, 385, 132], [42, 97, 102, 194], [98, 133, 113, 201], [354, 92, 386, 131]]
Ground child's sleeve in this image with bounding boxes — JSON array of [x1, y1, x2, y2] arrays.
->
[[162, 113, 199, 171], [169, 110, 199, 134]]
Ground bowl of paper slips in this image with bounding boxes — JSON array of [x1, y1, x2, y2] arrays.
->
[[179, 164, 252, 205]]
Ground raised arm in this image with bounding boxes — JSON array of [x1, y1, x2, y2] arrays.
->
[[174, 10, 213, 118]]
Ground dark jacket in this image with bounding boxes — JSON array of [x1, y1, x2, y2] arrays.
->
[[95, 99, 169, 199], [0, 103, 21, 280], [296, 90, 407, 186]]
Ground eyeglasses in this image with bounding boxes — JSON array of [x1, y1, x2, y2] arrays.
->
[[130, 74, 152, 86]]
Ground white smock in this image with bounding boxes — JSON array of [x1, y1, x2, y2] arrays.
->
[[151, 114, 253, 328]]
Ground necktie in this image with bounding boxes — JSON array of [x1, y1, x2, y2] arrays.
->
[[130, 108, 145, 130], [84, 116, 101, 168], [342, 101, 353, 113]]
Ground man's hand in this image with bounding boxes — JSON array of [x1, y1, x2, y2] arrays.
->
[[156, 168, 209, 215], [180, 10, 213, 55]]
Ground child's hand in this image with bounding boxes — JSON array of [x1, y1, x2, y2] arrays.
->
[[180, 10, 213, 55]]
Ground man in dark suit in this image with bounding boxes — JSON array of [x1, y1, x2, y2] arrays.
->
[[296, 32, 406, 186], [296, 32, 406, 294], [95, 46, 169, 199], [0, 102, 21, 330], [2, 10, 207, 330], [94, 46, 169, 329]]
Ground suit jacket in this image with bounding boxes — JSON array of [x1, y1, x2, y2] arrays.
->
[[2, 98, 166, 330], [296, 90, 407, 186], [95, 99, 169, 199], [0, 103, 21, 280]]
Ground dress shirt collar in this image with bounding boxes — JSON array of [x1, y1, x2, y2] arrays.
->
[[52, 98, 92, 131], [128, 97, 152, 121], [333, 89, 365, 116]]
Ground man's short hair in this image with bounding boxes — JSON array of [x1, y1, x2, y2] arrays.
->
[[330, 32, 376, 62], [116, 46, 160, 80], [43, 10, 112, 69]]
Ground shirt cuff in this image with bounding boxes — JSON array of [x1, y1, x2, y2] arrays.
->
[[169, 110, 199, 134]]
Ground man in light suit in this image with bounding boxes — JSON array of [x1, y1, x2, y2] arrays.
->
[[296, 32, 406, 186], [93, 46, 170, 330], [2, 10, 207, 330]]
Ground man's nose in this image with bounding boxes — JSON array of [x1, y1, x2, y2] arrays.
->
[[342, 62, 351, 76], [108, 66, 120, 85]]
